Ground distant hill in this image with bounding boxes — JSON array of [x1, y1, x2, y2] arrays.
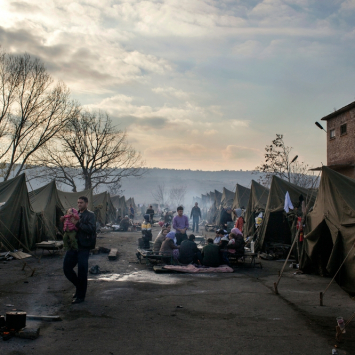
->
[[1, 166, 261, 207], [120, 168, 261, 206]]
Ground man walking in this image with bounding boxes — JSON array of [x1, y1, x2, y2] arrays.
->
[[173, 206, 189, 245], [63, 196, 96, 304], [146, 205, 155, 224], [190, 202, 201, 233], [129, 204, 135, 220]]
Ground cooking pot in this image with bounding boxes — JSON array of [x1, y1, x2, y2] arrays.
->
[[6, 311, 26, 330]]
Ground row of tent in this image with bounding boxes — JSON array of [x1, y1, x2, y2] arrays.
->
[[194, 167, 355, 294], [0, 174, 137, 252]]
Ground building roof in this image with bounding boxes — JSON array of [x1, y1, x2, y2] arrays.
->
[[321, 100, 355, 121]]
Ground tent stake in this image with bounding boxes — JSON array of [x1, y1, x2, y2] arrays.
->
[[274, 282, 279, 295]]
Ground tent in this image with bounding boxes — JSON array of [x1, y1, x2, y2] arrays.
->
[[243, 180, 269, 238], [111, 195, 127, 217], [215, 188, 235, 226], [232, 184, 250, 210], [254, 176, 317, 252], [93, 192, 116, 225], [0, 174, 37, 250], [29, 181, 65, 241], [220, 188, 234, 208], [58, 189, 94, 212], [300, 167, 355, 294]]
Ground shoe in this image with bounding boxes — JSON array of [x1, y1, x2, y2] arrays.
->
[[72, 298, 85, 304]]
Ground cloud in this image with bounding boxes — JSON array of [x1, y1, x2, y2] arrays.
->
[[222, 145, 261, 161], [145, 144, 208, 160], [152, 87, 190, 100]]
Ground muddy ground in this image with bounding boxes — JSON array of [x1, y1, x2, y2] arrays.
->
[[1, 227, 355, 355]]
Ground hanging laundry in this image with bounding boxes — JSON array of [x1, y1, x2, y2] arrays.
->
[[284, 191, 294, 213]]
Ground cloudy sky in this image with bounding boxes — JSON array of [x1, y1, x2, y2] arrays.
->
[[1, 0, 355, 170]]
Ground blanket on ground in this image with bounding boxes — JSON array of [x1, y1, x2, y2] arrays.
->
[[163, 264, 233, 273]]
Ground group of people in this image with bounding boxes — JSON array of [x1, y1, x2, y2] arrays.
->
[[141, 205, 245, 267]]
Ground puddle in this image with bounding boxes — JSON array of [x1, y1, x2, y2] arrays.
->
[[90, 270, 182, 284]]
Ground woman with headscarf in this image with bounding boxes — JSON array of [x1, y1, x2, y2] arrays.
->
[[159, 231, 180, 260], [227, 228, 245, 255], [153, 227, 169, 253]]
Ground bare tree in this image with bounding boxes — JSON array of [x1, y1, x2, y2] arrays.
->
[[0, 51, 79, 180], [255, 134, 315, 188], [35, 110, 144, 191], [169, 185, 187, 207], [151, 183, 168, 206]]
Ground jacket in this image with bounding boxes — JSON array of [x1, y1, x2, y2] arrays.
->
[[202, 243, 220, 267], [178, 240, 199, 264], [159, 239, 179, 256], [225, 234, 245, 255], [190, 206, 201, 218], [77, 209, 96, 250]]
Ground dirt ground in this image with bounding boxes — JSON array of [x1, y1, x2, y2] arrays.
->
[[1, 226, 355, 355]]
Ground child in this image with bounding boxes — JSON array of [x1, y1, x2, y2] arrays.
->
[[63, 208, 80, 250], [141, 214, 152, 249]]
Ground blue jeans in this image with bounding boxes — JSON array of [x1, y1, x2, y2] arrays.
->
[[63, 249, 90, 299], [192, 217, 199, 232]]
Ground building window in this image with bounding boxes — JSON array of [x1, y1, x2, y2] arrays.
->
[[330, 129, 335, 139], [340, 124, 347, 136]]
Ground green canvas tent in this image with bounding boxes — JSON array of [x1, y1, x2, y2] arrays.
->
[[110, 195, 127, 217], [215, 188, 235, 226], [243, 180, 269, 238], [300, 167, 355, 295], [254, 176, 317, 252], [29, 181, 65, 241], [0, 174, 37, 250], [58, 188, 94, 212], [93, 192, 116, 225], [220, 187, 234, 208], [232, 184, 250, 210]]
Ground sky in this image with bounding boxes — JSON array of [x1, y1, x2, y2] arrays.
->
[[1, 0, 355, 170]]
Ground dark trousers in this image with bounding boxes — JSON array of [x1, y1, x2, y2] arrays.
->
[[63, 249, 90, 299], [175, 233, 187, 246], [192, 217, 200, 232]]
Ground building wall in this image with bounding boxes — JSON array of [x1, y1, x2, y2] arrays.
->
[[326, 108, 355, 166]]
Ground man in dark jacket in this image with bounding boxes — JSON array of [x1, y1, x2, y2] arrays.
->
[[146, 205, 155, 223], [63, 196, 96, 304], [220, 207, 233, 229], [190, 202, 202, 233], [178, 234, 202, 264], [202, 238, 220, 267]]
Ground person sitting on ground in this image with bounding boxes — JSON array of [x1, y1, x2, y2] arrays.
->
[[141, 214, 152, 249], [172, 206, 189, 245], [233, 208, 244, 232], [220, 207, 233, 229], [120, 215, 130, 231], [226, 228, 245, 255], [155, 223, 171, 240], [159, 231, 180, 260], [213, 229, 226, 245], [202, 238, 220, 267], [146, 205, 155, 223], [178, 234, 202, 265], [153, 227, 169, 253], [62, 208, 80, 250]]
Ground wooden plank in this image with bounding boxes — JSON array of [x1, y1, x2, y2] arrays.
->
[[108, 248, 118, 260], [9, 251, 32, 260]]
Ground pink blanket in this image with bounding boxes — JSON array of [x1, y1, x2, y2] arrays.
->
[[163, 264, 233, 273]]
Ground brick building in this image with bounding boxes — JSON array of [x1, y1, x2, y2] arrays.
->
[[321, 101, 355, 178]]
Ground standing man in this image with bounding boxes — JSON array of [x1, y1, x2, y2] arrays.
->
[[146, 205, 155, 224], [190, 202, 201, 233], [129, 204, 135, 220], [173, 206, 189, 245], [63, 196, 96, 304]]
